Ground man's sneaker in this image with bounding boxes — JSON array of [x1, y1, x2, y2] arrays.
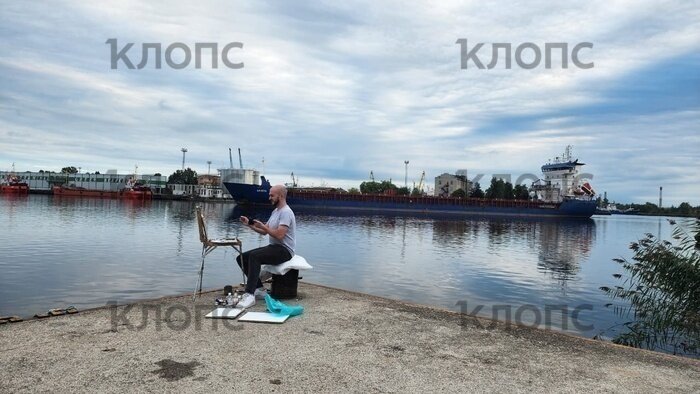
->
[[238, 293, 256, 309], [254, 287, 268, 300]]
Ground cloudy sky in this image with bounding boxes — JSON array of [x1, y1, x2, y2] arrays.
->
[[1, 1, 698, 205]]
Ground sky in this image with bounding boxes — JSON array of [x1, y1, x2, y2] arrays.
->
[[1, 0, 699, 205]]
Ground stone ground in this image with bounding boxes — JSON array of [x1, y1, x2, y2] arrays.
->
[[0, 282, 698, 393]]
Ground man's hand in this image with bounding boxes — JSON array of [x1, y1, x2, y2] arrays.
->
[[251, 219, 267, 233], [241, 216, 266, 235]]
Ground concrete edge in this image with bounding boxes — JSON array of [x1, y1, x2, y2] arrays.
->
[[4, 280, 699, 366], [305, 281, 700, 366]]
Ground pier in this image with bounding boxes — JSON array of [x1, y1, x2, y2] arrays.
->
[[1, 283, 698, 392]]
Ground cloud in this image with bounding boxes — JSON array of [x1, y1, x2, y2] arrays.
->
[[1, 0, 699, 205]]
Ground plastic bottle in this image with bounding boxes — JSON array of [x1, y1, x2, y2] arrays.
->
[[226, 292, 234, 307], [233, 291, 240, 306]]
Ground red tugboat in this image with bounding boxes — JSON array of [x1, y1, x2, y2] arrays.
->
[[0, 174, 29, 194], [119, 178, 153, 200]]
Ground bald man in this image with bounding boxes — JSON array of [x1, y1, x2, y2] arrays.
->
[[237, 185, 296, 308]]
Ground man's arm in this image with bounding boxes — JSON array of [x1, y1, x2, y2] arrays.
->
[[250, 224, 268, 235], [252, 220, 288, 241]]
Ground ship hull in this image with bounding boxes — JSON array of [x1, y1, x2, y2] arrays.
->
[[52, 186, 152, 200], [120, 190, 153, 200], [223, 182, 596, 218], [223, 182, 271, 204], [0, 185, 29, 194]]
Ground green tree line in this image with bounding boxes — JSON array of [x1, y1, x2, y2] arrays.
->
[[358, 180, 418, 196], [613, 202, 700, 217], [450, 179, 529, 199]]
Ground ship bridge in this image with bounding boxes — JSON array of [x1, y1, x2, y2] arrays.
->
[[541, 159, 585, 173], [534, 146, 592, 203]]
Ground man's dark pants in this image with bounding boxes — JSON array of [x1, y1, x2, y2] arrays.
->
[[236, 244, 292, 294]]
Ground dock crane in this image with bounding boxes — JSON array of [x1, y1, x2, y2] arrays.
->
[[417, 171, 425, 193], [290, 172, 298, 187]]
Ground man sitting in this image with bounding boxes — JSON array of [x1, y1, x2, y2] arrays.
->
[[236, 184, 296, 308]]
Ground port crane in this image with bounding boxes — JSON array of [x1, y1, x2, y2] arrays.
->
[[411, 171, 426, 195], [417, 171, 425, 193]]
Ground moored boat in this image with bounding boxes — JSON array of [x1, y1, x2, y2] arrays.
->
[[52, 178, 152, 200], [52, 185, 119, 198], [0, 175, 29, 194], [120, 180, 153, 200]]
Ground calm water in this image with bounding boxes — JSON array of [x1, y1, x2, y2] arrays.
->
[[0, 194, 687, 342]]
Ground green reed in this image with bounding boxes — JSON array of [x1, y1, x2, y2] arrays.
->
[[600, 219, 700, 356]]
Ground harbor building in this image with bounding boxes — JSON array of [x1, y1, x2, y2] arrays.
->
[[170, 172, 230, 198], [197, 174, 224, 199], [0, 170, 168, 193], [434, 172, 471, 197]]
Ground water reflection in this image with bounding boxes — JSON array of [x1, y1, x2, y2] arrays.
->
[[231, 206, 595, 287], [2, 194, 30, 226], [432, 220, 475, 247], [535, 219, 595, 282], [431, 217, 595, 282]]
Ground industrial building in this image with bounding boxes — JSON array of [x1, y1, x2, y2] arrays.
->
[[0, 170, 168, 194], [434, 172, 471, 197]]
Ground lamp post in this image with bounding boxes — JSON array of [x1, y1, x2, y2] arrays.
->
[[181, 148, 188, 170], [404, 160, 409, 188]]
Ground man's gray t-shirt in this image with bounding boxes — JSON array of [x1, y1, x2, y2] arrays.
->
[[267, 205, 295, 255]]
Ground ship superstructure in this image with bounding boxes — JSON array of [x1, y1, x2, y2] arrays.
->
[[531, 145, 595, 203]]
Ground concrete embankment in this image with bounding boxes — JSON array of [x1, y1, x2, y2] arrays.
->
[[1, 283, 698, 392]]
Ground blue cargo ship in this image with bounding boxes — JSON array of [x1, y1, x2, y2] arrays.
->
[[222, 147, 597, 218]]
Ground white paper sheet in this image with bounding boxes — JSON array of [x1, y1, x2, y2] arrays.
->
[[205, 307, 244, 319], [238, 312, 290, 323]]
